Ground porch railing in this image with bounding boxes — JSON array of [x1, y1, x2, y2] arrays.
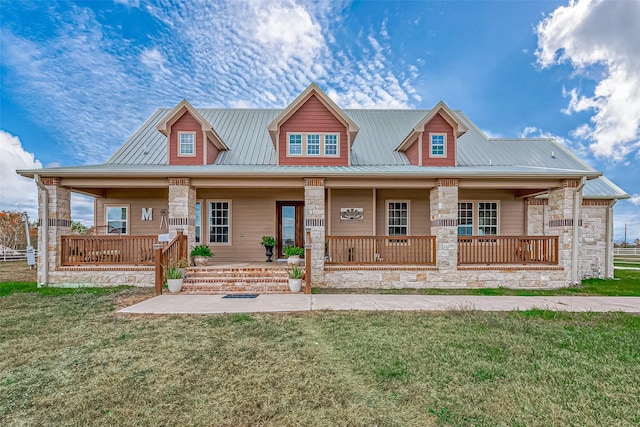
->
[[457, 236, 559, 265], [61, 235, 158, 265], [326, 235, 436, 265], [155, 231, 188, 295]]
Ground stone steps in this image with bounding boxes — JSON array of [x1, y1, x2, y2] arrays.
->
[[181, 265, 293, 294]]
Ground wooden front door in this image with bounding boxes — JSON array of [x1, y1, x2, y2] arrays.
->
[[276, 201, 305, 259]]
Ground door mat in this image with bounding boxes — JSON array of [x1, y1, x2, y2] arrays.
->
[[222, 294, 259, 299]]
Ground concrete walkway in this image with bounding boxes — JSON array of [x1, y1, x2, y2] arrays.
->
[[118, 294, 640, 315]]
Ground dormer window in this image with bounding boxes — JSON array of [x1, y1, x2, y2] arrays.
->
[[178, 132, 196, 156], [287, 132, 340, 158], [430, 133, 446, 157]]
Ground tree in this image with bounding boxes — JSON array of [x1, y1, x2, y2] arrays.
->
[[71, 221, 88, 235], [0, 210, 27, 250]]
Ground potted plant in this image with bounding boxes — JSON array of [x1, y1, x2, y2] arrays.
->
[[260, 235, 276, 262], [190, 244, 213, 266], [165, 263, 184, 293], [286, 264, 304, 292], [284, 245, 304, 266]]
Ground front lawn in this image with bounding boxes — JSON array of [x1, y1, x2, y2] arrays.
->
[[1, 288, 639, 426]]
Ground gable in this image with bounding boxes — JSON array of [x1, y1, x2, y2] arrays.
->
[[168, 111, 206, 165], [422, 112, 456, 167]]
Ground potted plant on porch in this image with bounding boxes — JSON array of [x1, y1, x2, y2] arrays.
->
[[190, 244, 213, 266], [165, 263, 184, 293], [284, 245, 304, 266], [286, 264, 304, 293], [260, 235, 276, 262]]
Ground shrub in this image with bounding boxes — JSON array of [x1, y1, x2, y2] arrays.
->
[[260, 235, 276, 247], [284, 246, 304, 257], [190, 244, 213, 257]]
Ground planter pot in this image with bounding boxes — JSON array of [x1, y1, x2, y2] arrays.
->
[[193, 256, 209, 266], [288, 278, 302, 293], [167, 278, 183, 293], [287, 255, 301, 266], [264, 245, 274, 262]]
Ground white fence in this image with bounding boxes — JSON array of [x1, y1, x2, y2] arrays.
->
[[0, 249, 38, 262], [614, 248, 640, 256]]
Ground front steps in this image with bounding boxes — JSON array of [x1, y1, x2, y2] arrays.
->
[[182, 265, 292, 294]]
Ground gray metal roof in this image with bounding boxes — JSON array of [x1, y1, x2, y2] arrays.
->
[[18, 106, 626, 199]]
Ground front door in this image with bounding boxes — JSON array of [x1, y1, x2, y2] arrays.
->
[[276, 201, 305, 259]]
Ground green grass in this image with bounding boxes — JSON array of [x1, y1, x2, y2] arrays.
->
[[0, 282, 132, 297], [0, 290, 639, 426], [314, 269, 640, 296]]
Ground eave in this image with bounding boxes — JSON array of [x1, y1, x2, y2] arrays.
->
[[395, 101, 469, 152]]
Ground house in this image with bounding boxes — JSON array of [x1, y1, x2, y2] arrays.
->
[[17, 83, 628, 290]]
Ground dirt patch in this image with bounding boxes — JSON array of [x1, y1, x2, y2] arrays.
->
[[0, 261, 37, 282], [114, 289, 155, 310]]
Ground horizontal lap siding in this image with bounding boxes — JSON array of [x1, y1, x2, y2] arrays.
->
[[404, 137, 420, 166], [169, 111, 204, 165], [197, 188, 304, 262], [458, 189, 524, 235], [207, 140, 219, 164], [330, 189, 374, 235], [423, 113, 455, 166], [376, 189, 430, 236], [279, 95, 348, 166], [95, 189, 169, 235]]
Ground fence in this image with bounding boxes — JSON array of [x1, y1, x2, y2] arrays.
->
[[0, 249, 38, 262]]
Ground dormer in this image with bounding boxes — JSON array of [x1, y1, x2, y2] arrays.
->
[[267, 83, 359, 166], [395, 101, 468, 167], [157, 99, 228, 165]]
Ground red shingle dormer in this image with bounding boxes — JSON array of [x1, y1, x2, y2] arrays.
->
[[396, 101, 468, 167], [157, 99, 228, 165]]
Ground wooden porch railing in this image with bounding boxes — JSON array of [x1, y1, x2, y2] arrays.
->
[[326, 236, 436, 265], [61, 235, 158, 266], [457, 236, 559, 265], [154, 231, 188, 295]]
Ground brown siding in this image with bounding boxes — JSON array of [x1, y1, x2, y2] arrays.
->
[[95, 189, 169, 235], [422, 113, 456, 167], [279, 94, 348, 166], [458, 189, 525, 235], [169, 111, 204, 165], [197, 188, 304, 262], [375, 189, 430, 236], [330, 189, 374, 236], [207, 140, 219, 164], [404, 136, 420, 166]]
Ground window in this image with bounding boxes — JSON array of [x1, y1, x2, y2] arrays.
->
[[286, 132, 339, 157], [209, 200, 230, 244], [288, 134, 302, 155], [195, 201, 202, 244], [324, 134, 338, 155], [387, 201, 409, 236], [178, 132, 195, 156], [307, 134, 320, 155], [430, 134, 446, 157], [457, 202, 473, 236], [457, 201, 499, 236], [478, 202, 498, 236], [105, 205, 128, 234]]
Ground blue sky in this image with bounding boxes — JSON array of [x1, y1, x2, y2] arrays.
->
[[1, 0, 639, 242]]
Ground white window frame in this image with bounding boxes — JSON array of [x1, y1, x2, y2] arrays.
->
[[286, 132, 340, 158], [385, 200, 410, 237], [208, 199, 232, 245], [104, 204, 130, 235], [457, 201, 474, 236], [457, 201, 500, 236], [307, 134, 320, 155], [178, 132, 196, 157], [288, 134, 303, 156], [429, 133, 446, 158]]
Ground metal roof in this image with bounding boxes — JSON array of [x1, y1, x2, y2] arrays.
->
[[17, 106, 627, 199]]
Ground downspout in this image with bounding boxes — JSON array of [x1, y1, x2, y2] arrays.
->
[[572, 176, 586, 284], [34, 174, 48, 287], [605, 199, 617, 278]]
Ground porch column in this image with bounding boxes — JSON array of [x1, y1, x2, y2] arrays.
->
[[304, 178, 325, 285], [38, 178, 71, 286], [547, 180, 580, 283], [168, 178, 196, 244], [430, 179, 458, 270], [526, 198, 548, 236]]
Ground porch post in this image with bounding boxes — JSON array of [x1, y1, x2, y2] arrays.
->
[[526, 198, 548, 236], [168, 178, 196, 245], [430, 179, 458, 270], [304, 178, 325, 285], [547, 180, 580, 284], [38, 178, 71, 286]]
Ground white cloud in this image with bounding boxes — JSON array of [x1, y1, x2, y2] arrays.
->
[[536, 0, 640, 160], [630, 194, 640, 206], [140, 47, 172, 80]]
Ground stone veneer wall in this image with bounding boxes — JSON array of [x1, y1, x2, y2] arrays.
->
[[38, 178, 72, 286], [429, 179, 458, 270], [46, 267, 154, 287], [579, 203, 610, 279], [304, 178, 326, 284], [168, 178, 196, 244]]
